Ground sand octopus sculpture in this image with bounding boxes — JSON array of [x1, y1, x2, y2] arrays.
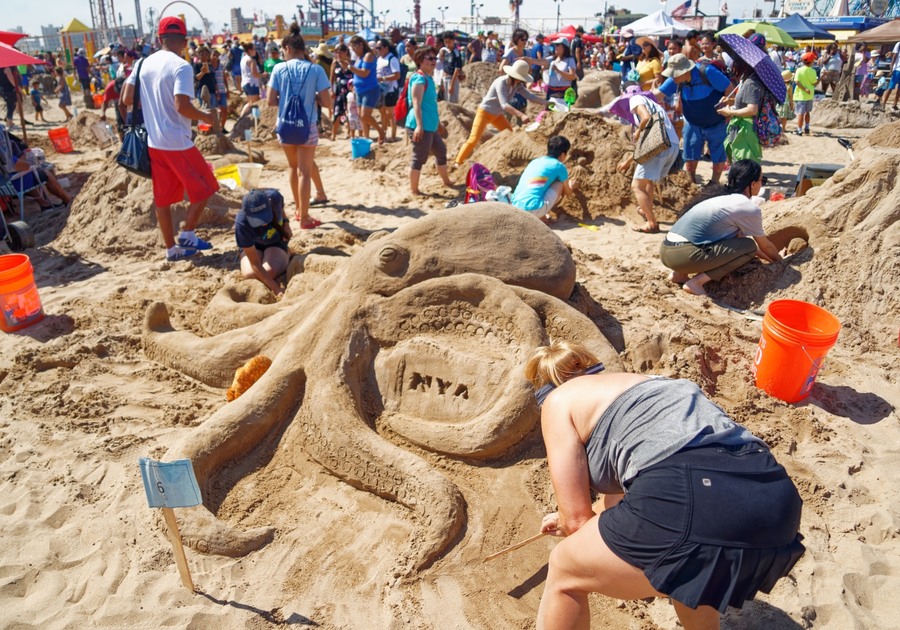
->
[[143, 203, 621, 574]]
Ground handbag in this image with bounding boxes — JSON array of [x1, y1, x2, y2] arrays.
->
[[633, 101, 671, 165], [115, 59, 151, 178]]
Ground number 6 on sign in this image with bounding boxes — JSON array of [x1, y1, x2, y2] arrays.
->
[[138, 457, 203, 591]]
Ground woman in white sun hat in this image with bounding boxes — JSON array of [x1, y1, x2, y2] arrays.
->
[[453, 59, 547, 167]]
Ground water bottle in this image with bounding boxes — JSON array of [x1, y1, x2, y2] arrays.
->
[[73, 105, 79, 118]]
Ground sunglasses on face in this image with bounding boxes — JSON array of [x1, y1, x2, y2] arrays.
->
[[423, 55, 437, 61]]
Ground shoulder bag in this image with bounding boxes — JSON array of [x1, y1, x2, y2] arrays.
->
[[633, 99, 671, 165], [115, 59, 152, 178]]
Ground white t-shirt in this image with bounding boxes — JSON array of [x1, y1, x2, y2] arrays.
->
[[241, 54, 260, 87], [892, 42, 900, 72], [125, 51, 194, 151], [629, 94, 679, 146], [376, 53, 401, 91]]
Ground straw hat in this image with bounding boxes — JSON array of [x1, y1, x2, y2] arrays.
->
[[781, 69, 793, 82], [636, 36, 659, 52], [312, 43, 332, 58], [503, 59, 532, 83]]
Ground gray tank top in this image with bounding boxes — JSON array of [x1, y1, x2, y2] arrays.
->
[[585, 378, 765, 494]]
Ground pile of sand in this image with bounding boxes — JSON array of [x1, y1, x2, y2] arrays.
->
[[229, 104, 278, 143], [66, 111, 117, 149], [194, 130, 236, 156], [574, 70, 621, 109], [470, 110, 697, 221], [55, 155, 243, 258], [812, 99, 900, 128]]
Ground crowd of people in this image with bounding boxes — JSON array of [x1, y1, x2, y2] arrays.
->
[[13, 17, 885, 627]]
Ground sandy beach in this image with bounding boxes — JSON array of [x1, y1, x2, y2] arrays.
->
[[1, 67, 898, 629]]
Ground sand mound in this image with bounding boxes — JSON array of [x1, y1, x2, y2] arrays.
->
[[194, 130, 236, 156], [470, 110, 696, 220], [858, 118, 900, 150], [55, 155, 243, 258], [574, 70, 622, 109], [463, 61, 502, 96], [66, 111, 117, 149], [229, 104, 278, 142], [751, 143, 900, 351], [812, 99, 900, 128]]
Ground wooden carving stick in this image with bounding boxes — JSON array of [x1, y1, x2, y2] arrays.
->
[[483, 532, 549, 563]]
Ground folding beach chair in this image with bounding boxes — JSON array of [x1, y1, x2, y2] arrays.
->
[[0, 124, 51, 221]]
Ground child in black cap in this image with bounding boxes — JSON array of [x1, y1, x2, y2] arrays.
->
[[235, 188, 293, 295]]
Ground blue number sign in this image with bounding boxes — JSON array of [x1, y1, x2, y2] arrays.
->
[[138, 458, 202, 509]]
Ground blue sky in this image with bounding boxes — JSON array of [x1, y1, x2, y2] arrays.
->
[[13, 0, 775, 39]]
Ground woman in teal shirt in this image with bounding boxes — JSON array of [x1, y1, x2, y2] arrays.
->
[[405, 46, 454, 196]]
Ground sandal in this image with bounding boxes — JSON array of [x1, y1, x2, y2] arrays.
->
[[309, 197, 329, 206], [632, 225, 660, 234], [300, 217, 322, 229]]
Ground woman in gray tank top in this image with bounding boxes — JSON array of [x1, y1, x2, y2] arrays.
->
[[525, 340, 804, 629]]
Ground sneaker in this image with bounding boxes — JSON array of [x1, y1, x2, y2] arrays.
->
[[166, 245, 199, 261], [177, 234, 213, 250], [804, 127, 810, 135], [794, 129, 803, 136]]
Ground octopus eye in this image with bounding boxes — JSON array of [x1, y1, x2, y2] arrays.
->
[[376, 244, 408, 275]]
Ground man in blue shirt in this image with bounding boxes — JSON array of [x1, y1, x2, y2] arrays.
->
[[618, 30, 641, 80], [511, 135, 579, 219], [530, 34, 546, 86], [229, 38, 243, 93], [73, 49, 92, 108], [656, 53, 734, 185]]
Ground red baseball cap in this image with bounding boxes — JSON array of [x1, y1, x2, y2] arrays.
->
[[158, 16, 187, 37]]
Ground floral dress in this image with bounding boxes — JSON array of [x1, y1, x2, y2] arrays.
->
[[332, 66, 354, 120]]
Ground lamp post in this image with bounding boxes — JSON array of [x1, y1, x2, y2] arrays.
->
[[554, 0, 563, 33], [474, 3, 483, 33], [407, 8, 413, 29], [438, 5, 448, 27]]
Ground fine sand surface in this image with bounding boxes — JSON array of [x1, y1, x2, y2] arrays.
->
[[1, 80, 898, 629]]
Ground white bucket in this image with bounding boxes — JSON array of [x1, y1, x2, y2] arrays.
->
[[237, 163, 263, 189]]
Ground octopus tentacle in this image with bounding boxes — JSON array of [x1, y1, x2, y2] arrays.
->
[[143, 302, 295, 388], [200, 284, 287, 335], [510, 286, 623, 370], [163, 357, 307, 556], [296, 379, 465, 574]]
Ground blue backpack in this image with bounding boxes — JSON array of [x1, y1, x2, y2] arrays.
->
[[275, 61, 311, 145]]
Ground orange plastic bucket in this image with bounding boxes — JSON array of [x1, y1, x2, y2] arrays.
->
[[0, 254, 45, 333], [752, 300, 840, 403], [92, 93, 103, 108], [48, 127, 74, 153]]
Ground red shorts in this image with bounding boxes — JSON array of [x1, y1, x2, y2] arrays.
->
[[148, 146, 219, 207]]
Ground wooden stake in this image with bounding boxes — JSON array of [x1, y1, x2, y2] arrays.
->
[[483, 532, 548, 563], [161, 507, 195, 591]]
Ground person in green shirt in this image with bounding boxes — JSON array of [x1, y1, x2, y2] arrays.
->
[[792, 52, 817, 136], [263, 47, 284, 75]]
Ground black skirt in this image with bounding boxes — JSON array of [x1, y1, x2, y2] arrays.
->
[[599, 442, 805, 613]]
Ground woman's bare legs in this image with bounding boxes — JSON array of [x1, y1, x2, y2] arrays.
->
[[239, 94, 260, 118], [632, 178, 658, 231], [537, 513, 721, 630], [282, 143, 320, 226], [359, 104, 385, 143]]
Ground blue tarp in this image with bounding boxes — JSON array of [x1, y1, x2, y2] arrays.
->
[[777, 14, 836, 40], [355, 27, 380, 41]]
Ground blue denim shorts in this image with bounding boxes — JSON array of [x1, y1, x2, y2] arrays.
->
[[683, 119, 727, 164], [242, 84, 260, 97], [356, 88, 380, 109]]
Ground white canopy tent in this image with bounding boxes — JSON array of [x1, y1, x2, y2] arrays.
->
[[620, 10, 693, 37]]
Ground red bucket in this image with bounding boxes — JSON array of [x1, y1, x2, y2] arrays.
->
[[0, 254, 44, 333], [752, 300, 840, 403]]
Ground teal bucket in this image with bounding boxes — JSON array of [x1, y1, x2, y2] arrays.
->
[[351, 138, 373, 159]]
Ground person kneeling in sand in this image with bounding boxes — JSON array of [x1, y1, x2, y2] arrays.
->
[[660, 159, 783, 296], [236, 189, 293, 296], [510, 135, 578, 221], [526, 340, 805, 630]]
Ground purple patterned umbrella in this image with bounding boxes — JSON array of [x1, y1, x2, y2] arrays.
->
[[718, 33, 786, 104]]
